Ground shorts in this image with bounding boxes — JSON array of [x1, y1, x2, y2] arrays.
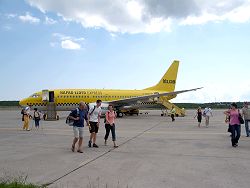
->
[[89, 121, 99, 133], [73, 126, 84, 138]]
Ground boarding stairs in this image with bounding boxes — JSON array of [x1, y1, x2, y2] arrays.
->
[[158, 97, 185, 117], [46, 102, 57, 121]]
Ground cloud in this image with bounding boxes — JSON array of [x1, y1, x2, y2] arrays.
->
[[61, 40, 81, 50], [26, 0, 250, 33], [5, 13, 17, 19], [45, 16, 57, 24], [52, 33, 85, 42], [52, 33, 84, 50], [224, 4, 250, 23], [26, 0, 172, 33], [19, 12, 40, 24], [180, 3, 250, 25]]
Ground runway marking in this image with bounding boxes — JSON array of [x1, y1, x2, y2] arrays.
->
[[42, 120, 165, 187]]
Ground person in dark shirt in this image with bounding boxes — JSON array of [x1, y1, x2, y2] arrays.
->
[[194, 107, 202, 127], [69, 102, 89, 153]]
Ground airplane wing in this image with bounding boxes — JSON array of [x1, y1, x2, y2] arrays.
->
[[106, 87, 203, 107]]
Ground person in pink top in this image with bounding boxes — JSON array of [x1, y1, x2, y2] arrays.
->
[[104, 104, 118, 148], [224, 103, 242, 147]]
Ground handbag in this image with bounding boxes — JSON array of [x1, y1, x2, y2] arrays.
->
[[66, 117, 74, 126], [238, 110, 244, 124]]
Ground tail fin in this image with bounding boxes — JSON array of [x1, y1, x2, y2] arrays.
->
[[144, 60, 179, 92]]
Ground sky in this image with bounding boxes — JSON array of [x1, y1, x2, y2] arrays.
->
[[0, 0, 250, 103]]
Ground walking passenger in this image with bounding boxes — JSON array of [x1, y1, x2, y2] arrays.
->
[[88, 100, 102, 148], [104, 104, 118, 148], [224, 103, 241, 147], [22, 105, 31, 131], [194, 107, 202, 127], [170, 106, 176, 122], [69, 102, 88, 153], [33, 108, 41, 130], [242, 102, 250, 137], [203, 106, 213, 127], [225, 106, 232, 136]]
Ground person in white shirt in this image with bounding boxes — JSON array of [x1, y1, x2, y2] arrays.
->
[[88, 100, 102, 148], [203, 107, 213, 127]]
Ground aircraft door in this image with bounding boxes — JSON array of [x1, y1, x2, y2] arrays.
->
[[49, 91, 55, 102], [42, 90, 49, 102]]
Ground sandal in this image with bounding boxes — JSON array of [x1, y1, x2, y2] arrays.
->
[[114, 145, 118, 148], [77, 150, 83, 153]]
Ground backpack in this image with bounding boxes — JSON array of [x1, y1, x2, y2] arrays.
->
[[238, 109, 244, 124], [34, 111, 41, 120], [202, 111, 206, 117], [66, 108, 79, 126]]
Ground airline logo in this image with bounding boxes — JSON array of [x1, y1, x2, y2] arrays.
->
[[163, 79, 176, 84]]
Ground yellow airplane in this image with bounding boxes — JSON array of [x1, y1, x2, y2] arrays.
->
[[19, 60, 201, 118]]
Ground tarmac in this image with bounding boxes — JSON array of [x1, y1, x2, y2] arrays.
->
[[0, 109, 250, 188]]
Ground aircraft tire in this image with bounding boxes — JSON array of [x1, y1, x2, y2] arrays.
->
[[117, 112, 123, 117], [43, 114, 47, 120]]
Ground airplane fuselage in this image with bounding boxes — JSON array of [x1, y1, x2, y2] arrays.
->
[[19, 88, 176, 111]]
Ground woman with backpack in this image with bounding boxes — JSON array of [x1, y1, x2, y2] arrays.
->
[[33, 108, 41, 130], [104, 104, 118, 148]]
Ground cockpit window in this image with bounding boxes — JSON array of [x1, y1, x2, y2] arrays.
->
[[29, 93, 40, 98]]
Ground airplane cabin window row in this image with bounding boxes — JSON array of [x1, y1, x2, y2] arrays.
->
[[56, 95, 137, 99]]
